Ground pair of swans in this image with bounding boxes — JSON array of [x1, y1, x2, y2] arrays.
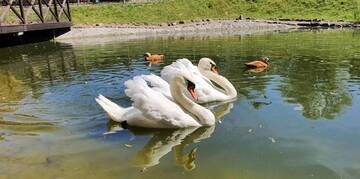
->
[[106, 102, 234, 170], [160, 58, 237, 103], [95, 58, 237, 128]]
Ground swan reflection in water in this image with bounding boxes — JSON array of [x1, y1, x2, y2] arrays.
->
[[106, 102, 234, 171], [131, 126, 213, 171]]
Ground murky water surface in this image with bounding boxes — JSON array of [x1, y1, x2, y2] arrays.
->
[[1, 29, 360, 179]]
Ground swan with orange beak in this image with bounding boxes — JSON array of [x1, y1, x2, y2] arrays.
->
[[161, 58, 237, 103], [96, 71, 215, 128]]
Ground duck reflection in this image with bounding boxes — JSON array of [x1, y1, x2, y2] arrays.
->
[[146, 57, 165, 68], [106, 102, 234, 171], [246, 67, 268, 73]]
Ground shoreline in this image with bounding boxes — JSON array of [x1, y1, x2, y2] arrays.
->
[[57, 20, 293, 42], [56, 19, 359, 44]]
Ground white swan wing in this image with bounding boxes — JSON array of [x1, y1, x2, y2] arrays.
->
[[161, 58, 204, 81], [177, 58, 201, 75], [140, 74, 172, 100], [124, 76, 200, 128], [161, 59, 186, 83]]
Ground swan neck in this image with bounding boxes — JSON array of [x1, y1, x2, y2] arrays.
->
[[170, 78, 215, 126], [200, 69, 237, 99]]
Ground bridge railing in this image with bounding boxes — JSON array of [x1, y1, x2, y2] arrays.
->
[[0, 0, 71, 26]]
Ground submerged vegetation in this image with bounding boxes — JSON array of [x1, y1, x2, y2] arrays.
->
[[71, 0, 360, 24]]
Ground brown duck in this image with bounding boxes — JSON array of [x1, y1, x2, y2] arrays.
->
[[144, 52, 165, 62], [245, 57, 270, 68]]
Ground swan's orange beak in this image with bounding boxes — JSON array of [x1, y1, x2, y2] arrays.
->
[[187, 80, 198, 101], [189, 88, 197, 101], [211, 66, 218, 74]]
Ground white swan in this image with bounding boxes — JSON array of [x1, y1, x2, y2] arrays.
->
[[161, 58, 237, 103], [95, 72, 215, 128]]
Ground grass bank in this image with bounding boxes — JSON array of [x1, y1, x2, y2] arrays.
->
[[71, 0, 360, 25]]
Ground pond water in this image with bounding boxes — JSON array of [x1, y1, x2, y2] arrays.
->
[[0, 29, 360, 179]]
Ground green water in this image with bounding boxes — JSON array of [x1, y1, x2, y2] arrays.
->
[[0, 29, 360, 179]]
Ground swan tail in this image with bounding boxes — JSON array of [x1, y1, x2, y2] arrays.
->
[[95, 94, 127, 122]]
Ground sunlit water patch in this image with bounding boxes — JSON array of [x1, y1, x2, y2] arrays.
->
[[0, 29, 360, 179]]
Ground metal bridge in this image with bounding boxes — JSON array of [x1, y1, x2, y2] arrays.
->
[[0, 0, 72, 47]]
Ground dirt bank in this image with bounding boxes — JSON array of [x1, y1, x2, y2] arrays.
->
[[56, 20, 293, 43], [57, 19, 359, 44]]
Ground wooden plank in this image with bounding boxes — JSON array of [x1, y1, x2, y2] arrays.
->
[[0, 21, 72, 33], [0, 26, 71, 47]]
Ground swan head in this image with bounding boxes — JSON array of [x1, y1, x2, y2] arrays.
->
[[144, 52, 151, 57], [186, 79, 197, 101], [171, 71, 216, 126], [172, 71, 198, 101], [198, 57, 218, 74]]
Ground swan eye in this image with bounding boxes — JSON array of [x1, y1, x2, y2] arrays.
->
[[186, 80, 196, 90], [145, 80, 154, 88], [210, 63, 218, 74], [210, 62, 217, 68], [186, 79, 197, 100]]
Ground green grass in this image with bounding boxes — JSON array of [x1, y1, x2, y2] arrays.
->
[[71, 0, 360, 25], [354, 0, 360, 22]]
